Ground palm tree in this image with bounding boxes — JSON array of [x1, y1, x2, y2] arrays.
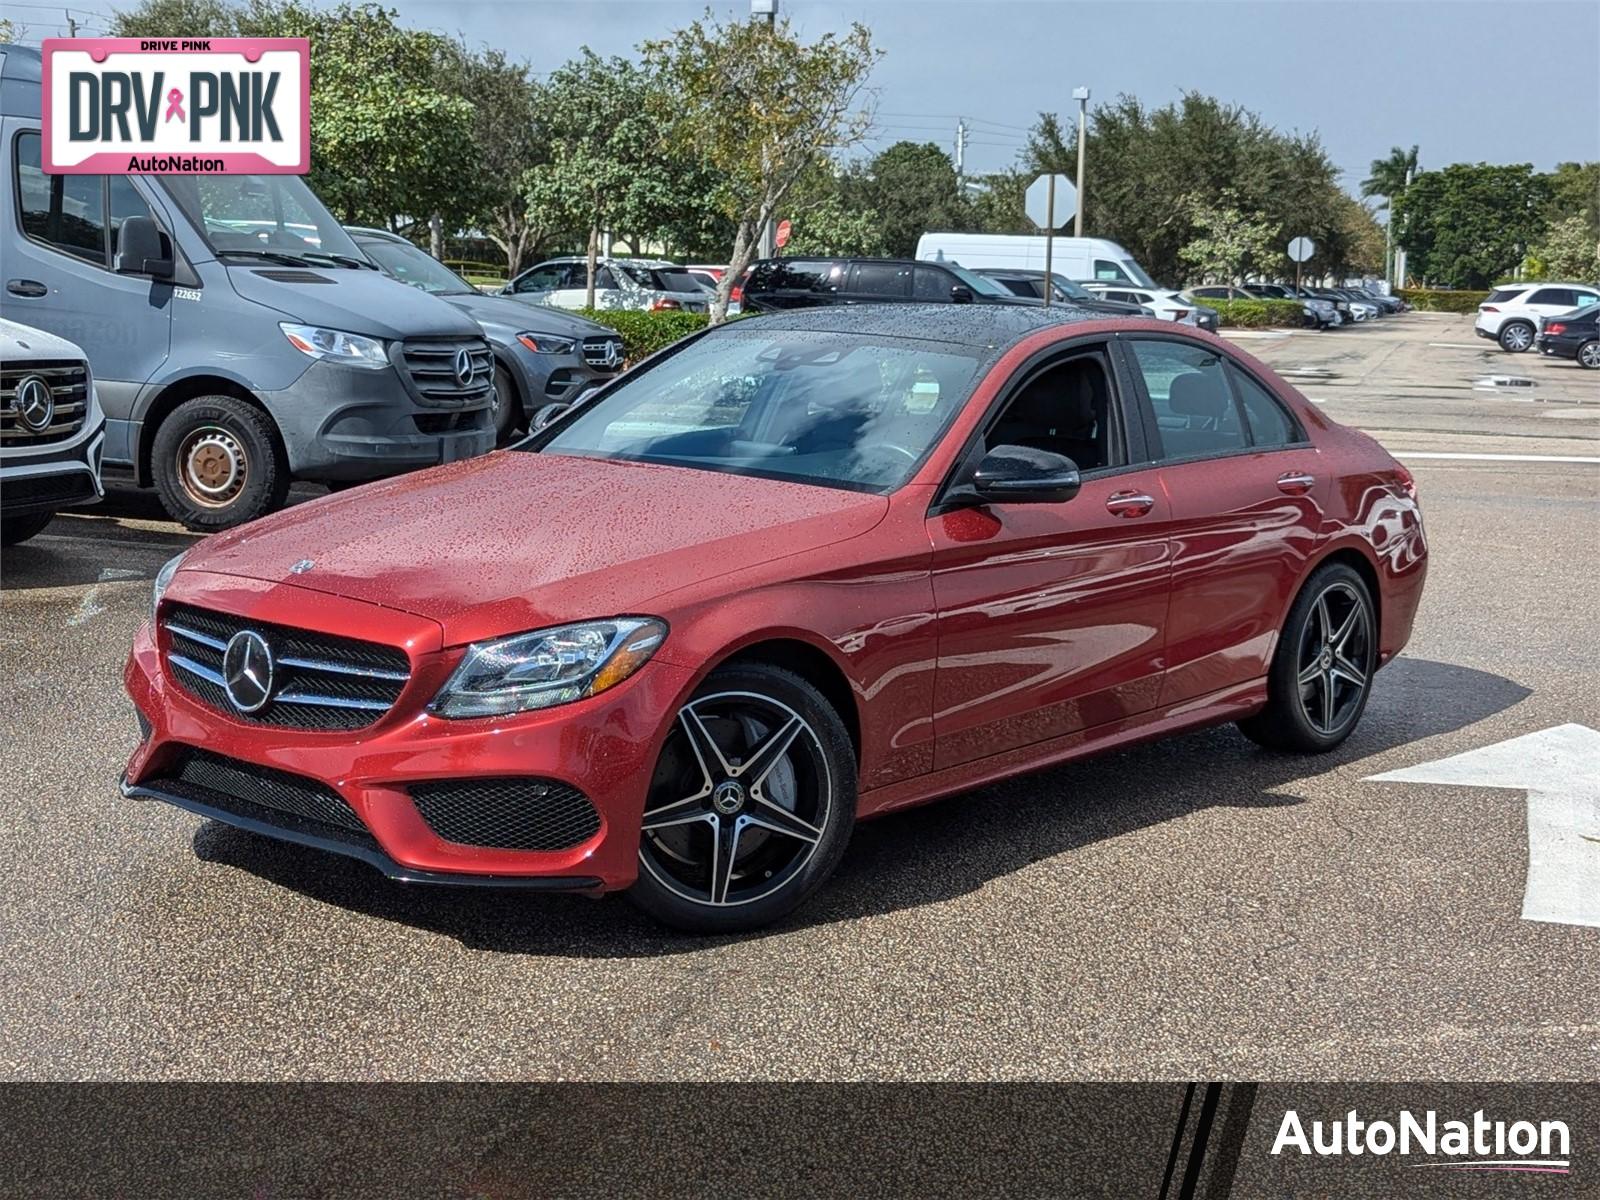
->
[[1362, 146, 1419, 283]]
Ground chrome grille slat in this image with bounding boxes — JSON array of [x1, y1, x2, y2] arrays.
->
[[0, 358, 89, 447], [276, 653, 410, 682], [170, 653, 226, 686]]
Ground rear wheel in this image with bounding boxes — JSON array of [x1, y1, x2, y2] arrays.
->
[[627, 663, 856, 933], [151, 396, 289, 532], [1238, 562, 1376, 753], [0, 511, 54, 546], [1498, 321, 1534, 353], [1578, 340, 1600, 369]]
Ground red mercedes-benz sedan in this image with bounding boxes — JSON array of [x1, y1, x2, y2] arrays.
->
[[124, 306, 1427, 931]]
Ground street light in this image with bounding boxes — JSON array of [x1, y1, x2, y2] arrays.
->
[[751, 0, 776, 26], [1073, 86, 1090, 237], [753, 0, 778, 256]]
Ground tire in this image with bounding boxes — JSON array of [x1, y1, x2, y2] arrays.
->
[[0, 511, 54, 546], [491, 364, 521, 444], [1498, 321, 1534, 353], [1237, 562, 1377, 753], [627, 663, 857, 934], [151, 396, 290, 532], [1578, 340, 1600, 370]]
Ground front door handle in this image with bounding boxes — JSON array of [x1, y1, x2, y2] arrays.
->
[[1105, 491, 1155, 518], [1276, 472, 1316, 496], [6, 279, 47, 298]]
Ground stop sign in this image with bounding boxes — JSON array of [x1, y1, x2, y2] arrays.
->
[[775, 219, 792, 249]]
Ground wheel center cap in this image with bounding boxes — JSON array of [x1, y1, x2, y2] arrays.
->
[[1320, 650, 1333, 669], [711, 780, 747, 815]]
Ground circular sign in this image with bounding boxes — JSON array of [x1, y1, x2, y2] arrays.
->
[[1287, 236, 1316, 263], [775, 219, 792, 249]]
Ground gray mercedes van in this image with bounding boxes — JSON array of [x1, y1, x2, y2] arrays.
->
[[0, 45, 495, 530]]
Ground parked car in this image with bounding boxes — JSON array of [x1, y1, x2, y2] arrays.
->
[[347, 228, 625, 442], [503, 257, 712, 313], [0, 44, 495, 531], [1306, 289, 1365, 324], [0, 318, 104, 545], [976, 269, 1152, 316], [1475, 282, 1600, 352], [738, 257, 1033, 312], [1281, 285, 1346, 326], [1080, 283, 1218, 331], [915, 232, 1160, 289], [1534, 303, 1600, 368], [1239, 283, 1335, 328], [1348, 286, 1404, 314], [682, 265, 740, 314], [1330, 288, 1385, 319], [125, 304, 1426, 932]]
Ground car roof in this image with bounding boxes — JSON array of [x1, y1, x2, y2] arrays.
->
[[718, 303, 1130, 347], [345, 226, 404, 242]]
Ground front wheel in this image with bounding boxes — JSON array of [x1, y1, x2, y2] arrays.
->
[[1, 511, 54, 546], [1578, 340, 1600, 370], [1238, 562, 1377, 753], [151, 396, 290, 531], [491, 364, 521, 444], [1498, 321, 1534, 353], [627, 663, 857, 933]]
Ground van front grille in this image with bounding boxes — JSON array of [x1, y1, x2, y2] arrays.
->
[[398, 338, 495, 408]]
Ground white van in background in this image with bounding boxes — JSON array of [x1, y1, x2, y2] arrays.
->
[[916, 233, 1160, 289]]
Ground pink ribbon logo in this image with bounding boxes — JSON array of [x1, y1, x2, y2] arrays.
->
[[164, 87, 185, 123]]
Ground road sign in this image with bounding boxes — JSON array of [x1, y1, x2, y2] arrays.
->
[[1366, 724, 1600, 929], [1025, 174, 1076, 230], [775, 219, 792, 249], [1287, 236, 1315, 263]]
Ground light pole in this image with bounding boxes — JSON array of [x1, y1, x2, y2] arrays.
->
[[753, 0, 779, 260], [1073, 86, 1090, 237]]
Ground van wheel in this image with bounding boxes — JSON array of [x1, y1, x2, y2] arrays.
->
[[1, 512, 54, 546], [491, 364, 521, 444], [152, 396, 289, 531]]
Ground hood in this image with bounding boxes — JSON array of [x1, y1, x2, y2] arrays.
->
[[0, 316, 86, 360], [443, 293, 614, 339], [183, 452, 888, 646], [224, 266, 481, 340]]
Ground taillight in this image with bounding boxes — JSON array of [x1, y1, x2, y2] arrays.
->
[[1173, 309, 1189, 320], [650, 298, 682, 312], [1546, 322, 1567, 335], [729, 282, 744, 304], [1394, 463, 1417, 500], [1480, 305, 1498, 312]]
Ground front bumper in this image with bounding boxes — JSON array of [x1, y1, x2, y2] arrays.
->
[[0, 421, 105, 516], [499, 343, 621, 421], [123, 581, 696, 892]]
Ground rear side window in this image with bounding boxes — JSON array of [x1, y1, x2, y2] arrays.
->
[[848, 261, 911, 298], [913, 265, 955, 300], [1127, 339, 1249, 459], [757, 260, 836, 293], [15, 131, 107, 265], [1485, 287, 1529, 305], [1228, 366, 1303, 447]]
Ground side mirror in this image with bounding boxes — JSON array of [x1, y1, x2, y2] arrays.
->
[[114, 216, 174, 279], [950, 285, 974, 304], [530, 402, 569, 431], [970, 445, 1081, 505]]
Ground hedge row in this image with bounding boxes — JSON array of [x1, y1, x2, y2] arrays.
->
[[1203, 299, 1306, 328], [1396, 288, 1490, 313], [576, 308, 713, 362]]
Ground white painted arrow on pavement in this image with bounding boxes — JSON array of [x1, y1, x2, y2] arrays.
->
[[1365, 724, 1600, 930]]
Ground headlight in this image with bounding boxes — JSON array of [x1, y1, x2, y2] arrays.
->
[[516, 333, 577, 355], [280, 322, 390, 369], [151, 551, 185, 620], [430, 617, 667, 719]]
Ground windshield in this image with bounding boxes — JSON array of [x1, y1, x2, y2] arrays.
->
[[160, 174, 367, 265], [357, 236, 473, 295], [536, 330, 986, 493], [944, 264, 1012, 298], [1119, 259, 1157, 288], [1049, 273, 1093, 302]]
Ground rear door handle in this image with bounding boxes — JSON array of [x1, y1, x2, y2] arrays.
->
[[6, 279, 47, 298], [1105, 491, 1155, 518], [1276, 472, 1316, 496]]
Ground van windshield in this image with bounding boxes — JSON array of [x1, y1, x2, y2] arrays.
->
[[159, 174, 368, 267]]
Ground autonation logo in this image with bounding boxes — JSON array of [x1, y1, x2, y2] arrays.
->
[[1272, 1108, 1571, 1175]]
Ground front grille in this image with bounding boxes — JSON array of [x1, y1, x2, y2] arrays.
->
[[152, 747, 374, 843], [410, 779, 601, 851], [398, 338, 495, 408], [1, 359, 90, 446], [0, 471, 97, 511], [162, 602, 411, 731], [580, 335, 625, 373]]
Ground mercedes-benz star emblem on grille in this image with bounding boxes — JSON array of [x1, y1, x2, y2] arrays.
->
[[14, 375, 55, 432], [601, 340, 622, 368], [453, 347, 474, 387], [222, 630, 275, 714]]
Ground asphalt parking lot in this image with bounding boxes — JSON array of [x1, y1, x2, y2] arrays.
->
[[1, 312, 1596, 1081]]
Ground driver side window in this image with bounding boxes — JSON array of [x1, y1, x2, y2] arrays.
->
[[984, 350, 1122, 474]]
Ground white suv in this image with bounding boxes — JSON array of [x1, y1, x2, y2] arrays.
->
[[1475, 282, 1600, 352]]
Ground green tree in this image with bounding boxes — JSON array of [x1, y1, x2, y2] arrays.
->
[[1393, 163, 1552, 288], [644, 13, 879, 321], [1178, 190, 1279, 283], [840, 141, 966, 257], [1524, 215, 1600, 282], [109, 0, 242, 36], [1541, 161, 1600, 242], [1361, 144, 1420, 204]]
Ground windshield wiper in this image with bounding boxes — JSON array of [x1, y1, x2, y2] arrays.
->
[[297, 251, 379, 270], [216, 248, 313, 267]]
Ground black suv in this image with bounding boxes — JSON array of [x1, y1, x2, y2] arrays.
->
[[740, 257, 1033, 312]]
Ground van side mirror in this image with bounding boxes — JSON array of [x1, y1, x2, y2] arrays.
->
[[115, 216, 174, 279], [971, 445, 1081, 505], [950, 285, 974, 304]]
